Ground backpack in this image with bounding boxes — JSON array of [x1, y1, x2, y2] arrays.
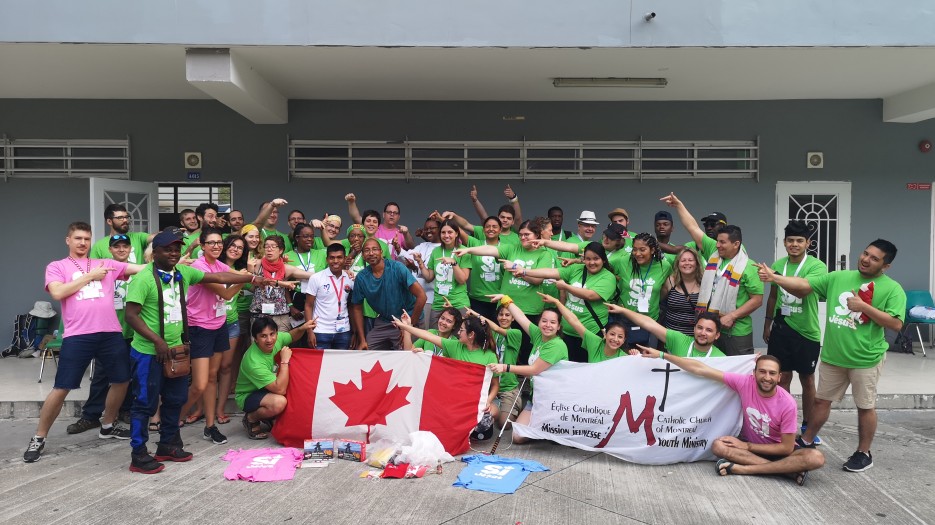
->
[[2, 314, 53, 358]]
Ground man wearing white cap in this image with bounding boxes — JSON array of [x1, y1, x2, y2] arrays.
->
[[574, 211, 600, 243]]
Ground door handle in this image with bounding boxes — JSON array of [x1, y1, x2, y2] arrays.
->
[[838, 254, 847, 270]]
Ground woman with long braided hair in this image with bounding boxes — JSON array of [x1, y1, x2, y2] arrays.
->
[[614, 232, 674, 349]]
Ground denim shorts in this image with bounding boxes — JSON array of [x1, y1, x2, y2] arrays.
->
[[189, 325, 230, 359], [55, 332, 130, 390], [226, 320, 241, 339]]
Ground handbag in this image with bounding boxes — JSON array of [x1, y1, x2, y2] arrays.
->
[[153, 265, 191, 378]]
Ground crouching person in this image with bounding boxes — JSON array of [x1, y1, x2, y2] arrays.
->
[[235, 316, 316, 440]]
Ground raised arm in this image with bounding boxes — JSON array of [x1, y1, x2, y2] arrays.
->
[[605, 303, 668, 343], [47, 263, 114, 301], [504, 185, 522, 226], [756, 262, 813, 298], [659, 192, 705, 249], [444, 210, 476, 233], [489, 294, 533, 334], [469, 185, 489, 221], [454, 245, 498, 258], [529, 238, 582, 255], [392, 312, 444, 349], [344, 193, 362, 224], [252, 198, 288, 229], [287, 318, 317, 344], [464, 307, 507, 336], [540, 293, 587, 338]]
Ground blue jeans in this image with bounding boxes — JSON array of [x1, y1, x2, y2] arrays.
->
[[129, 348, 188, 454], [314, 331, 352, 350]]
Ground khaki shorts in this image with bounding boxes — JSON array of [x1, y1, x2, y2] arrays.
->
[[497, 389, 525, 421], [816, 358, 885, 409]]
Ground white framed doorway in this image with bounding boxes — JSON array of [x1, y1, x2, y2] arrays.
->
[[89, 177, 159, 243], [775, 181, 852, 272]]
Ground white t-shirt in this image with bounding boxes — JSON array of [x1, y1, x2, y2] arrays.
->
[[307, 268, 356, 334], [399, 242, 439, 306]]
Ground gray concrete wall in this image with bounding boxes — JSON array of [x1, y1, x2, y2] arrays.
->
[[2, 98, 934, 344]]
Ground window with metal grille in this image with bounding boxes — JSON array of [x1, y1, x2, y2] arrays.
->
[[0, 137, 130, 180], [157, 183, 233, 231], [288, 139, 757, 180]]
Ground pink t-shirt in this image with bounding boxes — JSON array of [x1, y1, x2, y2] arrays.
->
[[222, 447, 303, 482], [723, 372, 798, 445], [45, 258, 129, 337], [188, 256, 231, 329], [376, 224, 406, 257]]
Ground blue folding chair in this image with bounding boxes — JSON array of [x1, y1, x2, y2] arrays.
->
[[898, 289, 935, 357]]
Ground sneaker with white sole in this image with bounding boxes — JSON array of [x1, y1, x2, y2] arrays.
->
[[843, 450, 873, 472], [99, 423, 131, 440], [23, 436, 45, 463], [203, 425, 228, 445], [67, 418, 101, 434]]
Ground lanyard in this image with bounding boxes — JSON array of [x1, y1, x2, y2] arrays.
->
[[637, 258, 654, 295], [687, 340, 713, 358], [296, 250, 312, 272], [329, 274, 345, 313], [780, 255, 807, 302]]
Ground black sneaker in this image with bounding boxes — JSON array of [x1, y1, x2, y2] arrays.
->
[[67, 418, 101, 435], [843, 451, 873, 472], [129, 452, 165, 474], [203, 425, 228, 445], [154, 443, 193, 462], [23, 436, 45, 463], [795, 435, 817, 449], [99, 423, 131, 440]]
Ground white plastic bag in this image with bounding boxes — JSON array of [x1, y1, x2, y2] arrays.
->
[[396, 431, 455, 466]]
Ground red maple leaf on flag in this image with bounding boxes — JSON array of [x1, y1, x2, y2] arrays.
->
[[329, 361, 412, 431]]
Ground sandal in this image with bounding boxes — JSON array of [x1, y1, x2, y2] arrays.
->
[[183, 413, 205, 425], [216, 414, 231, 425], [795, 471, 808, 487], [716, 459, 735, 477], [242, 414, 269, 440], [149, 421, 161, 432]]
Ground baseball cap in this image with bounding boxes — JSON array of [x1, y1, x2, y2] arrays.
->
[[151, 228, 184, 248], [654, 211, 673, 223], [109, 234, 131, 247], [700, 212, 727, 224], [603, 223, 627, 241]]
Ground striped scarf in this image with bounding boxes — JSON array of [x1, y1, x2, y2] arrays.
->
[[696, 247, 749, 316]]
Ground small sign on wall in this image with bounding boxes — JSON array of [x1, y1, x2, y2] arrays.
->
[[906, 183, 932, 190], [187, 171, 201, 181]]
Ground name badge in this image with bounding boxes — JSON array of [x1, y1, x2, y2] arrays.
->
[[637, 296, 650, 313], [781, 305, 792, 316], [167, 303, 183, 322], [113, 296, 124, 310], [261, 303, 275, 314]]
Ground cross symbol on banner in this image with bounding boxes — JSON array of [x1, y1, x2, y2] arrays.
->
[[650, 362, 680, 412]]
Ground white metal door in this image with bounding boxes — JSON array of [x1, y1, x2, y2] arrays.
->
[[89, 178, 158, 243], [775, 181, 851, 271]]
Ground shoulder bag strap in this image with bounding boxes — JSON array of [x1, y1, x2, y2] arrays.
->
[[579, 269, 605, 333]]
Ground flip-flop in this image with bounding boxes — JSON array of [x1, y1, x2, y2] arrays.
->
[[149, 421, 161, 432], [183, 413, 205, 425], [795, 471, 808, 486], [716, 459, 736, 477], [216, 414, 231, 425]]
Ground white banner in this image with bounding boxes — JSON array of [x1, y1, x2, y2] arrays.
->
[[513, 355, 755, 465]]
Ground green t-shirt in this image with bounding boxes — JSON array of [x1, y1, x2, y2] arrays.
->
[[613, 257, 674, 321], [496, 244, 553, 315], [181, 233, 202, 259], [770, 255, 827, 342], [664, 329, 725, 357], [126, 263, 205, 355], [235, 283, 254, 313], [528, 324, 568, 394], [235, 332, 292, 410], [90, 231, 150, 264], [582, 330, 627, 363], [493, 328, 522, 392], [414, 329, 455, 356], [472, 225, 520, 245], [465, 236, 503, 301], [428, 246, 472, 309], [286, 249, 327, 281], [557, 265, 617, 336], [262, 228, 293, 253], [113, 277, 133, 339], [441, 338, 498, 367], [697, 236, 763, 336], [808, 271, 906, 368], [225, 289, 239, 324]]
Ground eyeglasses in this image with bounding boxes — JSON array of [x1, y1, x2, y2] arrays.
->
[[228, 245, 244, 251], [384, 210, 400, 215], [204, 240, 224, 246], [111, 215, 130, 221]]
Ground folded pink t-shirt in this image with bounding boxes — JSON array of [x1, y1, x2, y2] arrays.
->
[[222, 447, 303, 482]]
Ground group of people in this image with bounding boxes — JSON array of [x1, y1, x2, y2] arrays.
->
[[25, 185, 907, 484]]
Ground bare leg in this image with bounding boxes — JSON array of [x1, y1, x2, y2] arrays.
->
[[799, 373, 816, 425], [856, 407, 877, 452], [216, 346, 235, 421], [511, 409, 532, 444], [180, 357, 209, 424], [247, 394, 287, 421], [36, 388, 71, 437], [778, 372, 793, 393], [802, 398, 832, 443], [202, 353, 222, 428], [723, 449, 825, 476], [101, 382, 129, 425]]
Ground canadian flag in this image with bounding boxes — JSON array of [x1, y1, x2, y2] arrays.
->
[[272, 349, 492, 455]]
